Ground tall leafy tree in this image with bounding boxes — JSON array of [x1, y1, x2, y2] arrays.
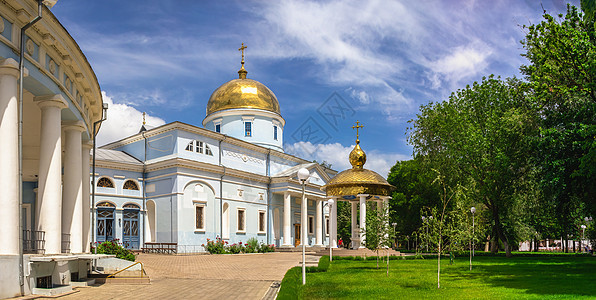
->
[[408, 76, 539, 257], [386, 157, 441, 242], [521, 3, 596, 239]]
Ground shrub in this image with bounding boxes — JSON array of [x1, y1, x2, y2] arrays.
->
[[203, 237, 226, 254], [228, 243, 243, 254], [258, 243, 276, 253], [92, 240, 135, 262]]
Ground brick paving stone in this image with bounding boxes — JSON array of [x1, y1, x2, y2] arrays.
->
[[58, 252, 304, 300]]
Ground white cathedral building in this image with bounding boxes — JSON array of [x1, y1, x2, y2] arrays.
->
[[93, 52, 337, 252], [0, 1, 396, 298], [0, 1, 338, 297]]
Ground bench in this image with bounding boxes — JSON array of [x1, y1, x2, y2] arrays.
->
[[142, 242, 177, 254]]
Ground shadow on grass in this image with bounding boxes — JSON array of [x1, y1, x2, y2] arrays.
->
[[448, 256, 596, 298]]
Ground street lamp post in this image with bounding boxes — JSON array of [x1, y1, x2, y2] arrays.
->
[[297, 167, 310, 286], [392, 222, 397, 249], [581, 225, 587, 253], [421, 216, 427, 252], [470, 207, 476, 270], [328, 198, 335, 262]]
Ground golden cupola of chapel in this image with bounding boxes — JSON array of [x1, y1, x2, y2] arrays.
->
[[322, 121, 394, 196]]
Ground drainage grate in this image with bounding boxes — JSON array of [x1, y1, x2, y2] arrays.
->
[[71, 272, 79, 282], [36, 276, 52, 289]]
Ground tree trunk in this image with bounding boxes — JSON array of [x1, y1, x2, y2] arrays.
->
[[376, 249, 379, 269], [437, 241, 441, 289], [386, 249, 389, 277]]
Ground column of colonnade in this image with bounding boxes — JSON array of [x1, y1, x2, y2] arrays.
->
[[63, 121, 86, 253], [0, 58, 21, 255], [280, 192, 329, 248], [82, 142, 92, 252], [358, 194, 369, 248], [36, 95, 68, 254], [315, 198, 323, 246], [282, 192, 293, 247]]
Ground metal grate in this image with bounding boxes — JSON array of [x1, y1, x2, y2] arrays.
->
[[36, 276, 52, 289], [23, 230, 45, 254], [62, 233, 70, 253]]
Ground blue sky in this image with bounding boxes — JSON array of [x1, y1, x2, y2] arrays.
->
[[51, 0, 578, 176]]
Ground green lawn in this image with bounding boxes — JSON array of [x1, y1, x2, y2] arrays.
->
[[278, 254, 596, 299]]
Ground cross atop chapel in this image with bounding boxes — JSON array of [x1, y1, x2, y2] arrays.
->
[[238, 43, 248, 79], [352, 120, 364, 144]]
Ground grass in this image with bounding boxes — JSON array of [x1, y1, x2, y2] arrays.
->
[[277, 253, 596, 299]]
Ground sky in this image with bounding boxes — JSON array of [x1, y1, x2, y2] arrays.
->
[[51, 0, 578, 176]]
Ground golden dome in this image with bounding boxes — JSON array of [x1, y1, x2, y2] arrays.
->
[[322, 121, 395, 196], [206, 78, 281, 116], [322, 167, 394, 196], [206, 43, 281, 116], [349, 143, 366, 169]]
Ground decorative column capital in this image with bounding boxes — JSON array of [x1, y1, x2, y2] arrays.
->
[[82, 141, 93, 150], [35, 94, 68, 110], [62, 120, 86, 133], [0, 58, 26, 78]]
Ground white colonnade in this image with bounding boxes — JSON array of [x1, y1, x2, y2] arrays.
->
[[36, 95, 68, 254], [0, 58, 21, 255]]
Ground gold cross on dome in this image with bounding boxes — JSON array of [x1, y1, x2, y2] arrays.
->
[[142, 112, 146, 125], [352, 120, 364, 143], [239, 43, 247, 65]]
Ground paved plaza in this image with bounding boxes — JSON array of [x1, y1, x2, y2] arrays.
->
[[58, 252, 310, 300]]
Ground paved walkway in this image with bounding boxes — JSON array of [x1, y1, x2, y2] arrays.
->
[[58, 252, 309, 300]]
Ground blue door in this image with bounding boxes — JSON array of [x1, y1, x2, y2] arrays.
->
[[97, 207, 115, 243], [122, 206, 140, 249]]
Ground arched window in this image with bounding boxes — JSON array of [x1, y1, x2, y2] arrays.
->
[[185, 140, 213, 156], [123, 180, 139, 190], [97, 201, 115, 208], [97, 177, 114, 188], [123, 203, 140, 209]]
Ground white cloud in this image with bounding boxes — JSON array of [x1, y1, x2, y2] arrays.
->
[[96, 92, 166, 146], [285, 141, 410, 177], [427, 42, 493, 90]]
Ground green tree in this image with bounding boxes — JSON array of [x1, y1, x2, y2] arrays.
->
[[521, 3, 596, 240], [362, 202, 395, 274], [386, 157, 441, 246], [422, 170, 468, 289], [408, 76, 539, 257]]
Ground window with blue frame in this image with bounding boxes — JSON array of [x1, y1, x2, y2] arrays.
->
[[245, 121, 252, 137], [273, 125, 278, 140], [215, 124, 221, 133]]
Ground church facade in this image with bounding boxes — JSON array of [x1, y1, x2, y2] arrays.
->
[[0, 1, 338, 298], [93, 48, 336, 252]]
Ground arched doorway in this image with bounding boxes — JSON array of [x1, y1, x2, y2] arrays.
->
[[97, 202, 115, 243], [122, 203, 140, 249], [222, 202, 229, 239], [146, 200, 156, 243]]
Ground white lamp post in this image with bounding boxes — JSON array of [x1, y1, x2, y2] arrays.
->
[[581, 224, 587, 253], [470, 206, 476, 270], [297, 167, 310, 286], [328, 198, 335, 262], [392, 222, 397, 249], [421, 216, 427, 252]]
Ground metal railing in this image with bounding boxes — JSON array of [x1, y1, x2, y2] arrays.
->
[[107, 261, 146, 278], [23, 230, 45, 254], [61, 233, 70, 253]]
